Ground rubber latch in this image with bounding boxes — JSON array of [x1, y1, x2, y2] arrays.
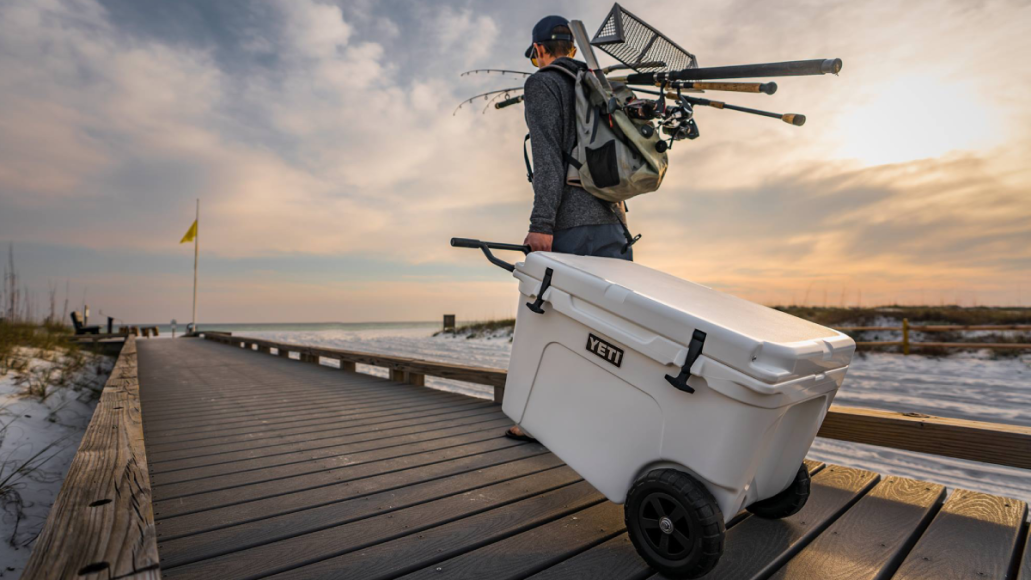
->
[[525, 268, 554, 314], [664, 329, 707, 393]]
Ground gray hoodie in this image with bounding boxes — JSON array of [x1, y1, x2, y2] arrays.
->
[[524, 57, 622, 235]]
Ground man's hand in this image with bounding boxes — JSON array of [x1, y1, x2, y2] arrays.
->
[[524, 232, 553, 253]]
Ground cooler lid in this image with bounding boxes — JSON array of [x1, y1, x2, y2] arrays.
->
[[515, 252, 855, 384]]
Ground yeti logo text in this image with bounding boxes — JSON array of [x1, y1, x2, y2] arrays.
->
[[586, 333, 624, 368]]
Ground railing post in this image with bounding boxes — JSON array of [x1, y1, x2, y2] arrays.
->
[[407, 373, 425, 387], [340, 360, 357, 372], [902, 318, 910, 355], [494, 385, 505, 404], [390, 368, 406, 382]]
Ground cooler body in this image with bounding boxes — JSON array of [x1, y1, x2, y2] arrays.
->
[[502, 253, 855, 523]]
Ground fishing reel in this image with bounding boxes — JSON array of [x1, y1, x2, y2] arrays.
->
[[623, 93, 700, 149]]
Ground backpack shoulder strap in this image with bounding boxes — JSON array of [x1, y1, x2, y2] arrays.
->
[[537, 63, 579, 82]]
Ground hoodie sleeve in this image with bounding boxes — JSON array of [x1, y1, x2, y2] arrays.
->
[[523, 73, 565, 235]]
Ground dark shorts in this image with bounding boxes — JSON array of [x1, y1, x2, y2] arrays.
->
[[552, 224, 633, 261]]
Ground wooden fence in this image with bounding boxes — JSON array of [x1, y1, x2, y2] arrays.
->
[[833, 319, 1031, 354], [22, 335, 161, 580], [202, 332, 1031, 471]]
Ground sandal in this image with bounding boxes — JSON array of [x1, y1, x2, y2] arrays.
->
[[504, 427, 538, 443]]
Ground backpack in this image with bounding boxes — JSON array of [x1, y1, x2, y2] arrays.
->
[[524, 62, 669, 204]]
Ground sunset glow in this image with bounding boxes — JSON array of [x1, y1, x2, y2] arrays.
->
[[0, 0, 1028, 322]]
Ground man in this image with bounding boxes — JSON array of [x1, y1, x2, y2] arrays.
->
[[522, 15, 633, 260], [506, 15, 634, 443]]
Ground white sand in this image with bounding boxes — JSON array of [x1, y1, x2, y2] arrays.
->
[[0, 349, 112, 577]]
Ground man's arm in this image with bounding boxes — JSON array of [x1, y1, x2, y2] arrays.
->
[[523, 74, 565, 240]]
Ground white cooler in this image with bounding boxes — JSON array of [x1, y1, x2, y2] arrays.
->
[[504, 251, 855, 522]]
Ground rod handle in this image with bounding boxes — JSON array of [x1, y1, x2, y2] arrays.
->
[[495, 95, 524, 109], [782, 114, 806, 126], [686, 82, 778, 95]]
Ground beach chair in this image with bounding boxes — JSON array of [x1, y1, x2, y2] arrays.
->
[[70, 312, 101, 335]]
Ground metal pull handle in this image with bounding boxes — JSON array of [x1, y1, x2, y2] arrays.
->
[[450, 238, 531, 272]]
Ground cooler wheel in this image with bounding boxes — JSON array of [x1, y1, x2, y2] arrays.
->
[[746, 463, 811, 519], [624, 469, 725, 579]]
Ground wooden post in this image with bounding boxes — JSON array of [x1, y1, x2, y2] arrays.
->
[[390, 368, 406, 383], [902, 318, 910, 355], [340, 360, 357, 372], [407, 373, 425, 387], [443, 314, 456, 331], [494, 385, 505, 405]]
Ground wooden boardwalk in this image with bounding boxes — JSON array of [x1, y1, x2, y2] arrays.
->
[[137, 338, 1031, 580]]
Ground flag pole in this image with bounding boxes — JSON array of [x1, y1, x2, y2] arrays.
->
[[192, 198, 199, 333]]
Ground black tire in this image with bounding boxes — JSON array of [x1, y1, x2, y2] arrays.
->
[[747, 464, 810, 519], [624, 469, 725, 579]]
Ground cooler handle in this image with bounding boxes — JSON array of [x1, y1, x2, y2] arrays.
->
[[450, 238, 530, 272]]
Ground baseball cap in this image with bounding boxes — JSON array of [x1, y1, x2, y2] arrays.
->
[[524, 15, 573, 58]]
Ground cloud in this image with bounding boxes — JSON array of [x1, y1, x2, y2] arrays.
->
[[0, 0, 1029, 322]]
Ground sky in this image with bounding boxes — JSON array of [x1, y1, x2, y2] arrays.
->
[[1, 0, 1029, 324]]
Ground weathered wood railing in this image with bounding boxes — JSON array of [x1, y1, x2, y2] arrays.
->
[[23, 335, 161, 580], [203, 331, 1031, 471], [202, 332, 509, 402], [833, 319, 1031, 353]]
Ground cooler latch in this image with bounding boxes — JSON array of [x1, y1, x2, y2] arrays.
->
[[525, 268, 554, 314], [665, 329, 707, 394]]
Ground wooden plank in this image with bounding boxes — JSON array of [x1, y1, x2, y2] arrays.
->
[[251, 479, 603, 580], [143, 384, 474, 427], [156, 442, 550, 541], [143, 396, 489, 443], [663, 464, 880, 580], [524, 461, 826, 580], [22, 336, 161, 580], [143, 386, 454, 429], [893, 489, 1027, 580], [166, 472, 597, 580], [524, 534, 653, 580], [144, 397, 490, 446], [145, 405, 502, 463], [153, 436, 526, 519], [819, 406, 1031, 470], [158, 451, 561, 567], [150, 416, 512, 486], [153, 428, 518, 499], [149, 411, 508, 476], [401, 502, 625, 580], [1020, 524, 1031, 580], [767, 476, 945, 580]]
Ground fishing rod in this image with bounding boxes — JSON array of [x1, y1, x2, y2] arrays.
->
[[634, 87, 805, 126], [622, 58, 843, 86], [453, 87, 525, 115], [610, 79, 779, 95], [461, 69, 531, 77]]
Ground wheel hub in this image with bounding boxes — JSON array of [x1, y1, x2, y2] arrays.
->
[[659, 516, 674, 535]]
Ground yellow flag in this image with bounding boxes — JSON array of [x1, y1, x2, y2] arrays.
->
[[180, 220, 198, 244]]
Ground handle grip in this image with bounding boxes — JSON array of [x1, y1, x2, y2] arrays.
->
[[677, 81, 778, 95], [495, 95, 525, 109], [781, 114, 806, 126], [450, 237, 483, 249]]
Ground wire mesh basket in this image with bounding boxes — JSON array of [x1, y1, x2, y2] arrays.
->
[[591, 3, 698, 73]]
